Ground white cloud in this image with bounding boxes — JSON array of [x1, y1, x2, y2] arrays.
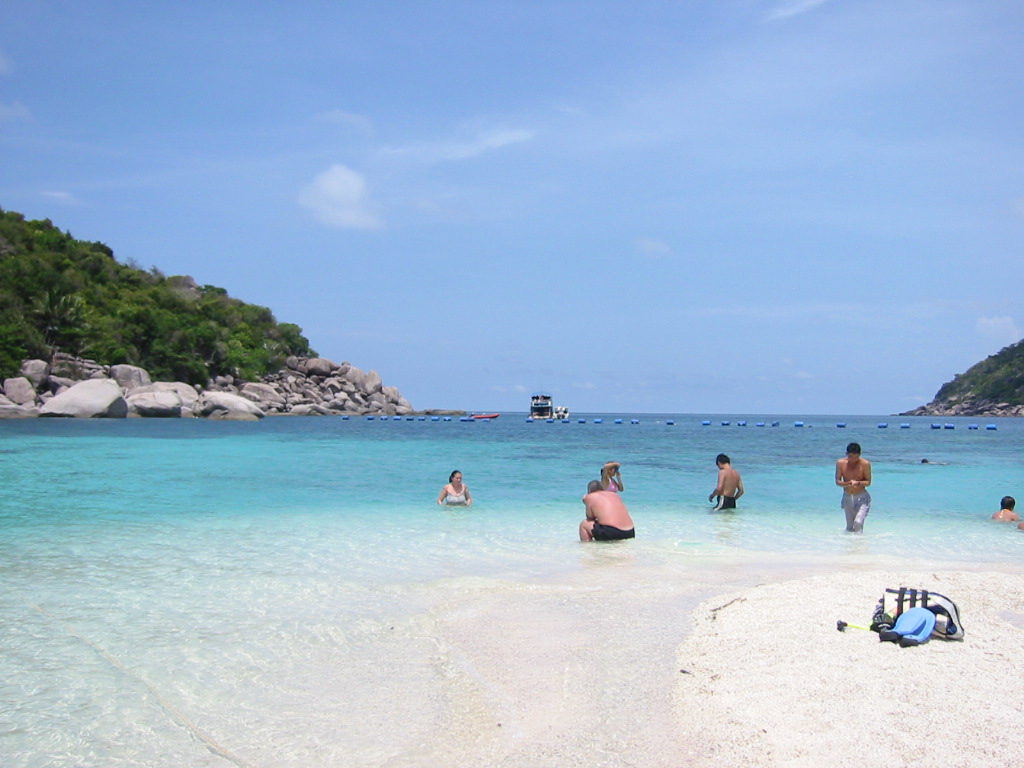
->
[[490, 384, 529, 394], [384, 128, 535, 163], [766, 0, 833, 21], [975, 316, 1021, 348], [635, 238, 673, 257], [40, 190, 81, 205], [298, 164, 383, 230], [0, 100, 30, 121], [317, 109, 374, 134]]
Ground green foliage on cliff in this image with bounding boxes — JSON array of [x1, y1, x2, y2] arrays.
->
[[933, 339, 1024, 405], [0, 207, 316, 383]]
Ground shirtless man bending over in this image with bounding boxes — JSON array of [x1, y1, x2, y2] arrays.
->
[[836, 442, 872, 532], [708, 453, 744, 510], [580, 480, 635, 541]]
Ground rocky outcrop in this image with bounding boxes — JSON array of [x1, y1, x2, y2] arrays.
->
[[900, 397, 1024, 418], [39, 379, 128, 418], [903, 339, 1024, 416], [206, 356, 415, 417], [1, 355, 425, 420]]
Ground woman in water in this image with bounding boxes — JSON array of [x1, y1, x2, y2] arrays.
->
[[600, 461, 624, 492], [438, 470, 473, 506]]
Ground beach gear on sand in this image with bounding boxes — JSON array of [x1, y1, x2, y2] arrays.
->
[[883, 587, 964, 641], [878, 606, 936, 647], [836, 620, 870, 632]]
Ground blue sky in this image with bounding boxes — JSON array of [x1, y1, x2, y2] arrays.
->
[[2, 0, 1022, 414]]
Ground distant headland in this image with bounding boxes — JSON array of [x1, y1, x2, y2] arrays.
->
[[901, 339, 1024, 417], [0, 207, 462, 418]]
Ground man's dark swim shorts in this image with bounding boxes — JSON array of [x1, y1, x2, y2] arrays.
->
[[718, 495, 737, 509], [592, 522, 636, 541]]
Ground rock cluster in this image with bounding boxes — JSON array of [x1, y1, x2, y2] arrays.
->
[[900, 397, 1024, 418], [204, 356, 416, 417], [1, 354, 421, 420]]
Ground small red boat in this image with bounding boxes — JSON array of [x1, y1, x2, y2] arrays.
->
[[471, 413, 500, 420]]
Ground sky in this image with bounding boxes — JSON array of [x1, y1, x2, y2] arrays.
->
[[1, 0, 1022, 414]]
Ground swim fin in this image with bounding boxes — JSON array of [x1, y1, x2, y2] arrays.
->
[[878, 606, 936, 646]]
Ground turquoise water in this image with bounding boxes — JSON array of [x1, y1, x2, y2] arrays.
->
[[1, 413, 1022, 766]]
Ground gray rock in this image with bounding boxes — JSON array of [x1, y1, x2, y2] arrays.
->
[[129, 382, 200, 408], [126, 390, 183, 417], [51, 353, 107, 379], [196, 391, 265, 420], [290, 403, 330, 416], [39, 379, 128, 418], [47, 375, 77, 394], [0, 393, 34, 418], [240, 382, 285, 406], [3, 377, 37, 405], [364, 369, 383, 394], [109, 364, 152, 390], [19, 359, 50, 388], [305, 357, 337, 377]]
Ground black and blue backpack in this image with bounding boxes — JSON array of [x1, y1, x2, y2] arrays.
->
[[881, 587, 964, 641]]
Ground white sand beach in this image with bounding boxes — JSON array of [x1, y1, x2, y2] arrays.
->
[[373, 558, 1024, 768], [672, 568, 1024, 768]]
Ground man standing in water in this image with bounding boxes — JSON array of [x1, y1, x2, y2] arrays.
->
[[708, 453, 744, 509], [836, 442, 872, 532], [579, 480, 635, 541]]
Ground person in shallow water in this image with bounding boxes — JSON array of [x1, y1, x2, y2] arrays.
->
[[836, 442, 872, 532], [708, 453, 744, 510], [992, 495, 1018, 522], [600, 461, 624, 492], [437, 470, 472, 506], [580, 480, 635, 542]]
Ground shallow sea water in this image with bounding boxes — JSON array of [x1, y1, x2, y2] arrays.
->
[[1, 413, 1022, 766]]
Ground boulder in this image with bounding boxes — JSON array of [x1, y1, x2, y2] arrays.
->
[[128, 382, 200, 408], [289, 403, 331, 416], [126, 390, 183, 417], [364, 369, 383, 394], [109, 364, 152, 390], [3, 377, 37, 406], [240, 382, 285, 406], [305, 357, 337, 377], [196, 391, 265, 420], [50, 353, 107, 379], [39, 379, 128, 418], [19, 359, 50, 388], [0, 393, 35, 419], [47, 375, 77, 394]]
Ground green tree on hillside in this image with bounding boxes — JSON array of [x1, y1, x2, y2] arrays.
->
[[0, 207, 316, 382]]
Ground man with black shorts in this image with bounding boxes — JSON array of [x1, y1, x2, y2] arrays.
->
[[579, 480, 635, 541], [708, 453, 744, 510]]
